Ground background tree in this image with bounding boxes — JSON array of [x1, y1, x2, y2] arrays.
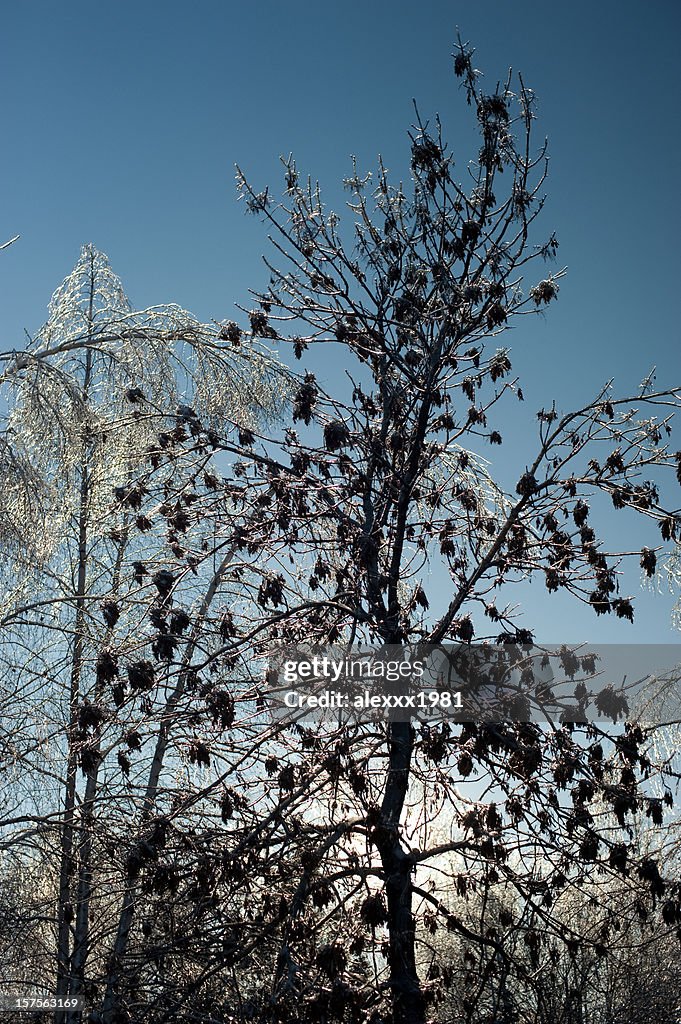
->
[[428, 842, 681, 1024], [0, 244, 286, 1021]]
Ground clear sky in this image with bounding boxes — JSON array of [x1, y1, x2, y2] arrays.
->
[[2, 0, 680, 642]]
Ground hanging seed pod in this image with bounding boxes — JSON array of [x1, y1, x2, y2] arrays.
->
[[100, 600, 120, 628]]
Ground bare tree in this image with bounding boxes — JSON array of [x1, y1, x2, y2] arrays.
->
[[429, 848, 681, 1024], [126, 36, 681, 1024], [0, 244, 287, 1020]]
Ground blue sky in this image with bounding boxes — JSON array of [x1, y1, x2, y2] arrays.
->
[[2, 0, 680, 642]]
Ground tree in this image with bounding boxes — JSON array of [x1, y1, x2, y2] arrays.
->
[[129, 35, 681, 1024], [430, 847, 681, 1024], [0, 244, 286, 1021]]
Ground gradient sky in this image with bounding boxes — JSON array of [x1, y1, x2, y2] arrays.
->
[[2, 0, 680, 642]]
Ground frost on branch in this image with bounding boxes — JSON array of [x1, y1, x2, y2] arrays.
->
[[0, 244, 287, 576]]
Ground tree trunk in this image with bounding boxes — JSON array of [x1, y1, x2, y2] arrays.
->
[[56, 257, 95, 1024], [376, 720, 425, 1024], [69, 531, 128, 1018], [100, 549, 235, 1023], [55, 452, 90, 1024]]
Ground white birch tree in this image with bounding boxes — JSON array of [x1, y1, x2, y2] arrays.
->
[[0, 244, 287, 1018]]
